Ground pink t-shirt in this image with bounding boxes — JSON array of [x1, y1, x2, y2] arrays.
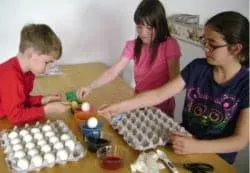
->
[[121, 37, 181, 115]]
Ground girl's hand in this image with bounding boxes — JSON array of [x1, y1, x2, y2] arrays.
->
[[77, 86, 92, 101], [42, 94, 61, 105], [171, 131, 200, 155], [97, 104, 120, 119]]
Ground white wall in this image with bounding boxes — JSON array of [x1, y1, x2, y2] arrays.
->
[[0, 0, 139, 64], [0, 0, 249, 172]]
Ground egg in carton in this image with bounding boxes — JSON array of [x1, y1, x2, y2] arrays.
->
[[0, 120, 86, 172], [110, 107, 190, 150]]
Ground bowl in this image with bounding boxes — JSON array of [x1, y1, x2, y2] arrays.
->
[[85, 132, 113, 153], [74, 109, 96, 130], [97, 145, 128, 170], [74, 109, 92, 121]]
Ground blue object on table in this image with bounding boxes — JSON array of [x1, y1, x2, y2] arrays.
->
[[80, 121, 103, 139], [110, 114, 126, 121]]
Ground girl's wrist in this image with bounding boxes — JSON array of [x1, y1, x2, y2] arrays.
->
[[196, 140, 204, 154]]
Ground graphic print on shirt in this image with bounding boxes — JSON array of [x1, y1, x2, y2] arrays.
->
[[184, 88, 239, 138]]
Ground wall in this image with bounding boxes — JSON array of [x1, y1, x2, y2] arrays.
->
[[0, 0, 139, 64]]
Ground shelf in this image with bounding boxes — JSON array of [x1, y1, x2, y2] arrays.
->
[[168, 20, 203, 47]]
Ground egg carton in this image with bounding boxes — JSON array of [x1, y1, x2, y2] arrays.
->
[[0, 120, 86, 173], [110, 107, 190, 151]]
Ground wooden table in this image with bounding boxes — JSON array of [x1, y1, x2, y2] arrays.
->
[[0, 63, 238, 173]]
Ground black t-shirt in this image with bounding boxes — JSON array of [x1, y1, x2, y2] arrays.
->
[[181, 58, 249, 164]]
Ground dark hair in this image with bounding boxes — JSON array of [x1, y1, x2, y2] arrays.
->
[[205, 11, 249, 67], [19, 24, 62, 59], [133, 0, 171, 64]]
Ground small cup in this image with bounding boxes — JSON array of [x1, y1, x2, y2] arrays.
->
[[85, 132, 112, 153], [74, 110, 92, 130], [97, 145, 128, 171]]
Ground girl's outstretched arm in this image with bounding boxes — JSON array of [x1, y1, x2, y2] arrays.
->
[[98, 74, 185, 118], [77, 57, 130, 100]]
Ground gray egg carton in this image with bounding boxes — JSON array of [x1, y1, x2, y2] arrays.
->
[[0, 120, 86, 173], [110, 107, 190, 151]]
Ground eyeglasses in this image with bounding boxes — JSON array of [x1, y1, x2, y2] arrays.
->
[[200, 36, 228, 53]]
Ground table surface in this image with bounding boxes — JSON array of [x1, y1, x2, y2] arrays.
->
[[0, 63, 238, 173]]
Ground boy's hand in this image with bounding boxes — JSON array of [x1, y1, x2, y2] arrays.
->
[[76, 86, 91, 101], [44, 101, 71, 115], [171, 131, 200, 155], [42, 94, 61, 105]]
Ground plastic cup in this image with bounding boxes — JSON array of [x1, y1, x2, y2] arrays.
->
[[97, 145, 128, 171], [85, 132, 112, 153]]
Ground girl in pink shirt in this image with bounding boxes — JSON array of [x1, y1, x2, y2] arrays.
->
[[77, 0, 181, 116]]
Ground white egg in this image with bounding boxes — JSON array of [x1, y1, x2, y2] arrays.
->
[[31, 155, 43, 167], [41, 144, 51, 153], [81, 102, 90, 112], [54, 142, 64, 150], [57, 121, 66, 127], [45, 131, 55, 138], [34, 133, 43, 140], [57, 149, 68, 161], [14, 150, 26, 159], [25, 142, 35, 149], [60, 134, 70, 141], [37, 140, 47, 146], [30, 128, 40, 134], [8, 131, 18, 139], [13, 144, 23, 151], [23, 134, 32, 143], [17, 157, 29, 170], [65, 139, 75, 151], [49, 136, 59, 144], [87, 117, 98, 128], [11, 138, 21, 145], [28, 149, 39, 157], [44, 152, 56, 164], [42, 125, 52, 132], [19, 129, 29, 137], [2, 133, 8, 140]]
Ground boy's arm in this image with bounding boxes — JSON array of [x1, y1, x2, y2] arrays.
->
[[26, 95, 43, 106], [2, 75, 44, 124]]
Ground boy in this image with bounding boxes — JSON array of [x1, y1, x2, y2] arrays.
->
[[0, 24, 70, 124]]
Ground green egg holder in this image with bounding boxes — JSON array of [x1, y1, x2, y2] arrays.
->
[[65, 90, 82, 114], [65, 90, 82, 103]]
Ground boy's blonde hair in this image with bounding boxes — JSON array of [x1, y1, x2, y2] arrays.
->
[[19, 24, 62, 59]]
